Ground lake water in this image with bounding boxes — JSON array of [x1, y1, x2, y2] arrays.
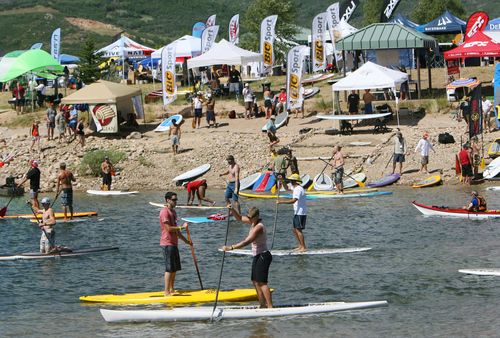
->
[[1, 186, 500, 337]]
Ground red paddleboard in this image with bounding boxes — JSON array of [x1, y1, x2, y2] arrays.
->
[[252, 173, 276, 192]]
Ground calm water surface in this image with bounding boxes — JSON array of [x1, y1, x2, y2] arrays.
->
[[1, 186, 500, 337]]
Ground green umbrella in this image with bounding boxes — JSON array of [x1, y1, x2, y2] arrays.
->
[[0, 49, 63, 82]]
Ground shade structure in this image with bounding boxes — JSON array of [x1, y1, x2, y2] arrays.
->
[[444, 31, 500, 60], [484, 17, 500, 44], [61, 80, 141, 104], [187, 39, 263, 69], [60, 54, 80, 64], [96, 36, 155, 58], [416, 10, 466, 35], [151, 35, 202, 60], [389, 13, 419, 29], [0, 49, 63, 82], [446, 78, 481, 90]]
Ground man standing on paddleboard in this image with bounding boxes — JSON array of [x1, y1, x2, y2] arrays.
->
[[55, 163, 76, 221], [160, 192, 190, 297], [277, 174, 307, 252], [392, 132, 407, 175], [220, 155, 241, 215], [19, 160, 41, 209], [329, 146, 345, 194], [101, 156, 114, 191], [28, 197, 56, 253]]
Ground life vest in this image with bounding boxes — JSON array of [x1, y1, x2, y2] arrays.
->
[[474, 195, 487, 212], [31, 124, 39, 137]]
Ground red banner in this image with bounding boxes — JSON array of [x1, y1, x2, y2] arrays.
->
[[447, 59, 459, 76], [465, 12, 489, 42]]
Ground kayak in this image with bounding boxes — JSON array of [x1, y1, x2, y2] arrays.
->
[[413, 175, 441, 188], [483, 157, 500, 179], [0, 246, 118, 261], [459, 269, 500, 276], [313, 173, 333, 191], [81, 288, 264, 304], [239, 173, 262, 190], [281, 192, 392, 199], [100, 300, 388, 322], [343, 173, 366, 189], [149, 202, 226, 210], [412, 201, 500, 219], [1, 211, 98, 219], [87, 190, 139, 195], [366, 174, 400, 188], [239, 188, 378, 199], [223, 247, 372, 256]]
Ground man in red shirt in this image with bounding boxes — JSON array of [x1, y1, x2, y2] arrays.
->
[[159, 192, 191, 296], [182, 179, 215, 206], [458, 143, 473, 186], [13, 81, 26, 114]]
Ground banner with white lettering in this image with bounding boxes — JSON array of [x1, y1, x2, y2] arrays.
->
[[206, 14, 217, 27], [51, 28, 61, 63], [465, 12, 489, 42], [260, 15, 278, 75], [229, 14, 240, 44], [380, 0, 402, 23], [286, 45, 307, 111], [340, 0, 360, 23], [161, 43, 178, 106], [201, 25, 219, 54], [326, 3, 341, 65], [312, 12, 327, 73]]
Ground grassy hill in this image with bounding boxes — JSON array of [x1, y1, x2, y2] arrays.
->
[[0, 0, 498, 56]]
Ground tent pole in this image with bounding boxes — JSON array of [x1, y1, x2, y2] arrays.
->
[[141, 95, 146, 129], [427, 49, 432, 94], [416, 48, 421, 100]]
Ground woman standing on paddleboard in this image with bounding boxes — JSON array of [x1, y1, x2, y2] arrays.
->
[[222, 206, 273, 308]]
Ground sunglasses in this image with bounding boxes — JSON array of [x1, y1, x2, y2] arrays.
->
[[247, 214, 256, 218], [170, 198, 178, 201]]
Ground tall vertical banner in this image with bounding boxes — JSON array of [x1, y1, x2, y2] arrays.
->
[[30, 43, 43, 50], [469, 84, 482, 138], [286, 45, 307, 111], [465, 12, 489, 42], [312, 12, 327, 73], [340, 0, 360, 22], [260, 15, 278, 75], [206, 14, 217, 27], [162, 42, 178, 106], [326, 3, 341, 65], [229, 14, 240, 44], [201, 25, 219, 54], [494, 63, 500, 128], [380, 0, 402, 23], [51, 28, 61, 63]]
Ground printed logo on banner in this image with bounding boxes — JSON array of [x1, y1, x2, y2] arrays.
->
[[341, 0, 358, 22], [165, 71, 175, 95], [263, 41, 273, 66], [93, 104, 116, 126], [314, 40, 324, 63], [464, 41, 489, 48], [289, 74, 300, 103], [383, 0, 401, 20], [438, 17, 452, 26]]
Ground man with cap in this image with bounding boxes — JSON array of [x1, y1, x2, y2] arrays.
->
[[458, 143, 473, 185], [392, 131, 407, 175], [27, 197, 56, 253], [101, 156, 114, 191], [277, 174, 307, 252], [242, 83, 254, 119], [182, 179, 215, 206], [19, 160, 41, 209], [205, 93, 217, 127], [462, 190, 486, 212], [266, 115, 280, 153], [276, 87, 287, 115], [414, 133, 436, 174], [46, 102, 57, 141], [220, 155, 241, 215]]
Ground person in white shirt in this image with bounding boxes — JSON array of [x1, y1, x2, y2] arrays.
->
[[242, 83, 253, 119], [191, 93, 203, 129], [482, 95, 493, 133], [277, 174, 307, 252], [414, 133, 436, 174], [34, 81, 46, 108]]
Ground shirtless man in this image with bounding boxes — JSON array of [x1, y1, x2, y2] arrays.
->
[[363, 89, 376, 126], [101, 156, 114, 191], [329, 146, 345, 194], [219, 155, 241, 214], [169, 120, 181, 155], [55, 163, 76, 221], [28, 197, 56, 253]]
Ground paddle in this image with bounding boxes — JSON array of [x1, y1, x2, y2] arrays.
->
[[308, 155, 335, 191], [320, 159, 365, 188], [51, 188, 60, 209], [0, 186, 17, 217], [186, 227, 203, 290], [28, 203, 58, 255], [219, 176, 250, 211], [270, 179, 281, 250], [480, 133, 486, 170], [381, 154, 394, 176]]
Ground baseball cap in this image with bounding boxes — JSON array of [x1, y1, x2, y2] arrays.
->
[[270, 115, 276, 119], [397, 132, 402, 137], [424, 133, 428, 137], [208, 94, 212, 98], [245, 83, 249, 87], [50, 103, 54, 106], [105, 156, 109, 159], [41, 197, 50, 204], [31, 160, 38, 167]]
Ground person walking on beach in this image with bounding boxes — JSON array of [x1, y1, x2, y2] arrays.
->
[[55, 162, 76, 221], [205, 93, 217, 127], [28, 197, 56, 253], [277, 174, 307, 252], [482, 95, 493, 133], [363, 89, 375, 126], [160, 192, 190, 297], [68, 105, 78, 140], [74, 117, 86, 151], [29, 121, 41, 154], [414, 133, 435, 174], [266, 115, 280, 153], [101, 156, 113, 191], [19, 160, 41, 209], [329, 146, 345, 194], [392, 131, 407, 175], [243, 83, 253, 119], [55, 105, 67, 143], [169, 120, 181, 155], [458, 143, 473, 186], [271, 148, 287, 182], [46, 103, 56, 141], [222, 205, 273, 308], [182, 179, 216, 206], [219, 155, 241, 215]]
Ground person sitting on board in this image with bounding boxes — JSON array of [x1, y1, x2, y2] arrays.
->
[[277, 174, 307, 252], [27, 197, 56, 253], [160, 192, 190, 297], [462, 190, 487, 212], [55, 162, 76, 221], [101, 156, 114, 191], [458, 143, 473, 186], [168, 120, 181, 155], [392, 132, 407, 175], [222, 205, 273, 308], [219, 155, 241, 215], [182, 179, 215, 207], [328, 146, 345, 194], [266, 115, 280, 154]]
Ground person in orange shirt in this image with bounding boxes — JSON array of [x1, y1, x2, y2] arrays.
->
[[29, 121, 41, 154]]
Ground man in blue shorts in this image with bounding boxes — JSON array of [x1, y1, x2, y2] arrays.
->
[[55, 162, 76, 221], [219, 155, 240, 215], [392, 131, 407, 175]]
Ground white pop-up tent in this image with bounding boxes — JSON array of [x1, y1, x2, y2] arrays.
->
[[332, 61, 408, 126], [151, 35, 202, 60], [187, 39, 263, 69]]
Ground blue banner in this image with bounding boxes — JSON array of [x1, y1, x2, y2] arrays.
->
[[495, 63, 500, 128]]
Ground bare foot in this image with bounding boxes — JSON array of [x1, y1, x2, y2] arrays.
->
[[211, 201, 216, 206], [292, 247, 300, 251], [296, 248, 307, 252], [62, 218, 68, 222]]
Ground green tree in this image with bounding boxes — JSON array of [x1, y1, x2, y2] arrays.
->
[[362, 0, 385, 27], [239, 0, 300, 63], [412, 0, 467, 24], [75, 36, 107, 85]]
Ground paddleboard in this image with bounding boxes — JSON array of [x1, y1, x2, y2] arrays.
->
[[2, 211, 98, 219], [458, 269, 500, 276], [0, 246, 118, 261], [366, 174, 399, 188], [313, 173, 334, 191], [149, 202, 226, 209], [413, 175, 442, 188], [349, 142, 372, 146], [172, 164, 211, 181], [304, 87, 320, 100], [181, 217, 217, 223], [87, 190, 139, 195], [223, 247, 372, 256], [483, 157, 500, 179], [239, 173, 262, 190], [155, 115, 184, 132], [343, 173, 367, 189], [317, 113, 391, 120], [261, 111, 288, 132], [81, 288, 264, 304], [488, 138, 500, 159], [253, 173, 276, 192], [30, 218, 86, 223], [302, 73, 335, 84], [281, 192, 392, 199], [100, 300, 388, 322], [486, 187, 500, 191], [239, 188, 378, 199]]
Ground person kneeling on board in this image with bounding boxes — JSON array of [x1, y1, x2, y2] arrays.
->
[[462, 190, 487, 212], [28, 197, 56, 253], [277, 174, 307, 252], [182, 179, 216, 206], [222, 205, 273, 308]]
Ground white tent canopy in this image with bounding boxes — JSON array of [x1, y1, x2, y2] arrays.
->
[[187, 39, 263, 69], [151, 35, 202, 60], [96, 36, 156, 58]]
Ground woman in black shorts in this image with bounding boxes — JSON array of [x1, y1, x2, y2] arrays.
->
[[74, 117, 85, 151]]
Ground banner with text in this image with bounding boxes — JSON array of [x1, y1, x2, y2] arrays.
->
[[286, 45, 307, 111], [380, 0, 402, 23], [229, 14, 240, 44], [340, 0, 360, 23], [469, 84, 482, 138], [162, 43, 178, 106], [51, 28, 61, 63], [465, 12, 489, 42], [326, 3, 340, 65], [312, 12, 327, 73], [201, 25, 219, 54], [260, 15, 278, 75]]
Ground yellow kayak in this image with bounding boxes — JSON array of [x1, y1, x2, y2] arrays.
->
[[80, 288, 269, 304], [240, 188, 378, 199]]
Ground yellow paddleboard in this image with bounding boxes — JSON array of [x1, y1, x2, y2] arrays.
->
[[413, 175, 441, 188], [80, 288, 270, 304], [488, 138, 500, 159], [240, 188, 378, 199], [1, 212, 98, 219]]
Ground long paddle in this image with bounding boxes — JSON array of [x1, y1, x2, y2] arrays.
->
[[308, 154, 335, 191], [480, 133, 486, 170], [28, 203, 58, 255], [320, 159, 365, 188], [0, 186, 17, 217], [51, 188, 60, 209], [381, 154, 394, 176], [186, 227, 203, 290], [270, 179, 280, 250]]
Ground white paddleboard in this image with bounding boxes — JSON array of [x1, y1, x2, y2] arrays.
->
[[483, 157, 500, 179], [317, 113, 391, 120], [313, 173, 334, 191], [262, 111, 288, 132], [30, 218, 86, 223], [172, 164, 211, 181], [87, 190, 139, 195], [222, 247, 372, 256], [343, 173, 366, 189], [155, 115, 183, 132], [149, 202, 226, 209], [240, 173, 262, 190], [458, 269, 500, 276], [486, 187, 500, 191]]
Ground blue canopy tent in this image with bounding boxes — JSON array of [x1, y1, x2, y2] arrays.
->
[[485, 17, 500, 43], [389, 13, 419, 29], [416, 10, 466, 34], [60, 54, 80, 64]]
